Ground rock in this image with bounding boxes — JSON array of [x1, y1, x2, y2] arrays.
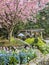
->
[[29, 62, 36, 65], [44, 54, 49, 65], [29, 49, 44, 65]]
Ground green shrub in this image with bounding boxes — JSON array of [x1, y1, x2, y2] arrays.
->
[[8, 55, 17, 65], [19, 48, 36, 64], [25, 37, 49, 54], [25, 38, 35, 45], [27, 48, 36, 62], [10, 37, 29, 47]]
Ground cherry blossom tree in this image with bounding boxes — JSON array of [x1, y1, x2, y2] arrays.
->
[[0, 0, 23, 39], [0, 0, 49, 40]]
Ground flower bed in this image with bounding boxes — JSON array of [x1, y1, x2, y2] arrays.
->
[[0, 48, 36, 65]]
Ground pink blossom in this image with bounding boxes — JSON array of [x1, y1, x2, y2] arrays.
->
[[0, 0, 49, 21]]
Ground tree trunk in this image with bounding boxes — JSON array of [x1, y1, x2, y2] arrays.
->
[[8, 24, 15, 42], [8, 29, 13, 42]]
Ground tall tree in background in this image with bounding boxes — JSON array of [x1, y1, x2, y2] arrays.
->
[[36, 2, 49, 37]]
